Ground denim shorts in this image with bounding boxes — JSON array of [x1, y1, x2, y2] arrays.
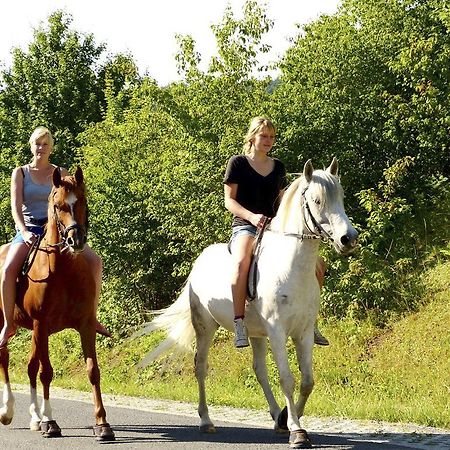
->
[[228, 224, 257, 253], [11, 225, 46, 244]]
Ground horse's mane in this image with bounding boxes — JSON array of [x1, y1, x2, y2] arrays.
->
[[274, 170, 343, 233]]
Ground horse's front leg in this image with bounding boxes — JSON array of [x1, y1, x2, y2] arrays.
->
[[0, 347, 15, 425], [249, 337, 284, 432], [292, 332, 315, 419], [32, 322, 61, 437], [79, 320, 115, 441], [28, 332, 43, 431], [268, 330, 312, 449]]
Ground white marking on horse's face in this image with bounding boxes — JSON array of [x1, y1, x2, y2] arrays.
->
[[65, 191, 77, 217]]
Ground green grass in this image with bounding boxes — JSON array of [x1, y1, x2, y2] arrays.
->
[[5, 261, 450, 429]]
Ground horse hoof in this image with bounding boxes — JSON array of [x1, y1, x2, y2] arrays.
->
[[199, 423, 216, 433], [0, 415, 12, 426], [289, 429, 312, 449], [93, 423, 116, 441], [275, 406, 288, 433], [30, 420, 41, 431], [41, 420, 62, 438]]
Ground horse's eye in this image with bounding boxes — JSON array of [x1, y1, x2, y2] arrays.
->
[[314, 198, 321, 205]]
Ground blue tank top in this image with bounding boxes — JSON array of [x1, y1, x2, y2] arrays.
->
[[21, 165, 53, 226]]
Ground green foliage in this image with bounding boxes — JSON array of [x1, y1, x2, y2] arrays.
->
[[0, 0, 449, 330], [322, 156, 450, 317], [0, 11, 105, 166]]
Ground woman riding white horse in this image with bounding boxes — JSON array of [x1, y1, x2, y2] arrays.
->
[[136, 157, 357, 449]]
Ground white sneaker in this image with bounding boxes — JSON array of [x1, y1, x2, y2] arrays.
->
[[234, 318, 249, 348]]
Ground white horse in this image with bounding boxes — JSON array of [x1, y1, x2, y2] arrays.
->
[[136, 158, 358, 449]]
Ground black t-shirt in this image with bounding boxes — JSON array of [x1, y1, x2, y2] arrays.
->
[[223, 155, 288, 227]]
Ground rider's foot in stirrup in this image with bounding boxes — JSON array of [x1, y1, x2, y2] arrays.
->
[[234, 318, 249, 348], [314, 325, 330, 346]]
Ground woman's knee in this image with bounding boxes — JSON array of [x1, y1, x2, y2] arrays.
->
[[2, 249, 26, 281]]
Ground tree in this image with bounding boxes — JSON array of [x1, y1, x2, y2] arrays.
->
[[0, 11, 106, 167]]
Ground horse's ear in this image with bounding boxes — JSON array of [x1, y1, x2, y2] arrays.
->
[[75, 166, 84, 185], [327, 157, 339, 176], [303, 159, 314, 182], [53, 167, 62, 187]]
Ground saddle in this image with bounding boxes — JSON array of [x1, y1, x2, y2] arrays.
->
[[247, 217, 271, 300]]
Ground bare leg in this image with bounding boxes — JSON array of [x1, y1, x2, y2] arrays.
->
[[230, 235, 254, 317], [0, 243, 29, 348]]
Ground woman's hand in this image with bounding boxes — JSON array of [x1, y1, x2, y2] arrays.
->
[[249, 213, 267, 229], [22, 230, 38, 246]]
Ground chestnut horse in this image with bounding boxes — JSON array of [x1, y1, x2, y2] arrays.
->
[[0, 167, 114, 441]]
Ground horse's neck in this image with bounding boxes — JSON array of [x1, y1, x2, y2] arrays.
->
[[45, 220, 60, 246], [263, 226, 320, 265], [270, 208, 309, 239]]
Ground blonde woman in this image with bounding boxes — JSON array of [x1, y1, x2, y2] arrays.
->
[[0, 127, 108, 349], [224, 117, 329, 348]]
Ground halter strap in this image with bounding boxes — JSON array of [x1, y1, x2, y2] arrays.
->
[[300, 187, 333, 242]]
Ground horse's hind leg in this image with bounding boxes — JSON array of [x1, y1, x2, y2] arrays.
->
[[191, 298, 218, 433], [249, 337, 284, 432], [0, 347, 15, 426], [79, 322, 115, 441]]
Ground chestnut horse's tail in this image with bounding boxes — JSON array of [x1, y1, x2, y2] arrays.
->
[[133, 279, 195, 368]]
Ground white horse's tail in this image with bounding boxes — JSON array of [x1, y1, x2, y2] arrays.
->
[[132, 280, 195, 368]]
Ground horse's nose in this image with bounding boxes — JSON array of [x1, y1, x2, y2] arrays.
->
[[66, 230, 86, 252], [340, 229, 358, 249]]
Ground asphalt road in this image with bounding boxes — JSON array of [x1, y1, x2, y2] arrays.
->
[[1, 391, 444, 450]]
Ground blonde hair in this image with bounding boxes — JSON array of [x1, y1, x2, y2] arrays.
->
[[29, 126, 54, 150], [243, 116, 276, 154]]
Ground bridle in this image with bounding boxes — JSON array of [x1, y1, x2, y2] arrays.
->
[[300, 187, 333, 242], [50, 194, 87, 251]]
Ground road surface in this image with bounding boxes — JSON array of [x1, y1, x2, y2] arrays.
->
[[0, 387, 448, 449]]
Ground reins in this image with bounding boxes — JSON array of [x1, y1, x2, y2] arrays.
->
[[21, 234, 44, 276]]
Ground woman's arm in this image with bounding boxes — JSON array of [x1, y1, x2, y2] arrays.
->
[[10, 167, 26, 234], [224, 183, 265, 228], [10, 167, 35, 245]]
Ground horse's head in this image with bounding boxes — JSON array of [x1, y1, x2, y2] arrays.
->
[[275, 158, 358, 255], [49, 166, 88, 253], [300, 158, 358, 255]]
